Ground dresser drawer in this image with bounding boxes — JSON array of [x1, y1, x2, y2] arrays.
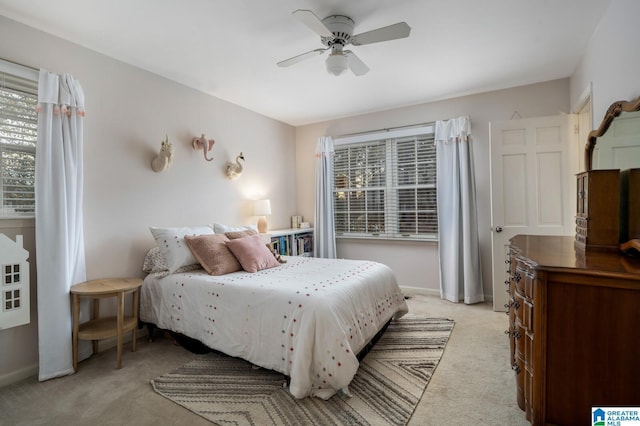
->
[[523, 299, 533, 331], [515, 352, 525, 411], [513, 289, 523, 319], [524, 270, 534, 300], [515, 320, 526, 359], [507, 323, 516, 365], [524, 368, 533, 422], [575, 216, 588, 230], [525, 330, 533, 369], [514, 264, 527, 294]]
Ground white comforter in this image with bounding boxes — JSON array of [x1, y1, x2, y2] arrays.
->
[[140, 256, 408, 399]]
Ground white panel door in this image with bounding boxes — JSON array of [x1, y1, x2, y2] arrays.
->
[[490, 115, 575, 311]]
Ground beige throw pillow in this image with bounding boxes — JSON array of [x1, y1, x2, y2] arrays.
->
[[184, 234, 242, 276], [225, 234, 281, 273], [224, 229, 258, 239]]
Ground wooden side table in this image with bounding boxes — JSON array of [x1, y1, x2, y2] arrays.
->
[[71, 277, 143, 370]]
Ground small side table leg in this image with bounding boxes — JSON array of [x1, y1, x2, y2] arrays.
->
[[132, 289, 139, 352], [72, 293, 80, 371], [92, 298, 100, 354], [116, 291, 124, 369]]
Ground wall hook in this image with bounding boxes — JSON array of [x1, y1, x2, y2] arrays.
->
[[193, 133, 215, 161]]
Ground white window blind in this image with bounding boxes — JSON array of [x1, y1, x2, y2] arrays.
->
[[333, 127, 437, 240], [394, 134, 438, 236], [0, 60, 38, 218]]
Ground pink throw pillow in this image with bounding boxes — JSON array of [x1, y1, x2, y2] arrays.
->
[[184, 234, 242, 276], [226, 234, 281, 273]]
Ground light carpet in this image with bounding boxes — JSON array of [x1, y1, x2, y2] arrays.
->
[[151, 315, 454, 425]]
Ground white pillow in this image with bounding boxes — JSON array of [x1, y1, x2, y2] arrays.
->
[[211, 223, 258, 234], [142, 246, 201, 275], [149, 226, 214, 273]]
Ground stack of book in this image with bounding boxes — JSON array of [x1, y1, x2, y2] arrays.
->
[[291, 215, 303, 228]]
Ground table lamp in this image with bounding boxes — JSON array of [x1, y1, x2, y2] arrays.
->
[[253, 199, 271, 233]]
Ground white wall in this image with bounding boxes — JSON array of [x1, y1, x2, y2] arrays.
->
[[0, 16, 296, 382], [570, 0, 640, 123], [296, 79, 570, 298]]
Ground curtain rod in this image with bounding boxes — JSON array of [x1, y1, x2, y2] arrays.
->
[[0, 58, 38, 72], [334, 122, 434, 139], [0, 58, 39, 84]]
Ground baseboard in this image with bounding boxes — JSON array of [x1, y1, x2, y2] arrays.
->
[[400, 286, 440, 297], [0, 364, 38, 388], [0, 327, 149, 388], [400, 286, 494, 303]]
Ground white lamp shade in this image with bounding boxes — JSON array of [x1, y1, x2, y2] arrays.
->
[[326, 53, 348, 76], [253, 199, 271, 216]]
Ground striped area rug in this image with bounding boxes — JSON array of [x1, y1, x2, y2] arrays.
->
[[151, 316, 454, 425]]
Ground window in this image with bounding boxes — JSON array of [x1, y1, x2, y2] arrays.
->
[[333, 126, 437, 240], [0, 60, 38, 218]]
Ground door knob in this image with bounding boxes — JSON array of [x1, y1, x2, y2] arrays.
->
[[495, 226, 503, 233]]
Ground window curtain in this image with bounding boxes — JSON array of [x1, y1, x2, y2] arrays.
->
[[313, 136, 336, 258], [35, 70, 87, 380], [435, 116, 484, 304]]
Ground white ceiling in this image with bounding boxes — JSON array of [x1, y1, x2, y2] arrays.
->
[[0, 0, 611, 126]]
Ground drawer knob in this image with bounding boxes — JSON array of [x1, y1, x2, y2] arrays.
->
[[512, 363, 521, 374]]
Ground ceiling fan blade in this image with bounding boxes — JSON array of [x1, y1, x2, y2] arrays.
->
[[344, 51, 370, 76], [277, 48, 328, 67], [292, 9, 334, 38], [351, 22, 411, 46]]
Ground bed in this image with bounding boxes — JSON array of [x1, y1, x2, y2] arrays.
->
[[140, 242, 408, 400]]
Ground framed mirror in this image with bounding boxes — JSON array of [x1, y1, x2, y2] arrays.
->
[[585, 96, 640, 171], [579, 95, 640, 253]]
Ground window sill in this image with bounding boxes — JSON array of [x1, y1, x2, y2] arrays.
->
[[336, 234, 438, 243], [0, 217, 35, 229]]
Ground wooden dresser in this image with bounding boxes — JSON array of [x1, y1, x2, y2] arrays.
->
[[506, 235, 640, 425]]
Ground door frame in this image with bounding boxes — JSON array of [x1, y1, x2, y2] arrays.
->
[[574, 82, 593, 172]]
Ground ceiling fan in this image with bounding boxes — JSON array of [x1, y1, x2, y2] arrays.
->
[[277, 9, 411, 77]]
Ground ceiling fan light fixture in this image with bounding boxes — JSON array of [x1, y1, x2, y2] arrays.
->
[[280, 9, 410, 77], [326, 53, 348, 76]]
